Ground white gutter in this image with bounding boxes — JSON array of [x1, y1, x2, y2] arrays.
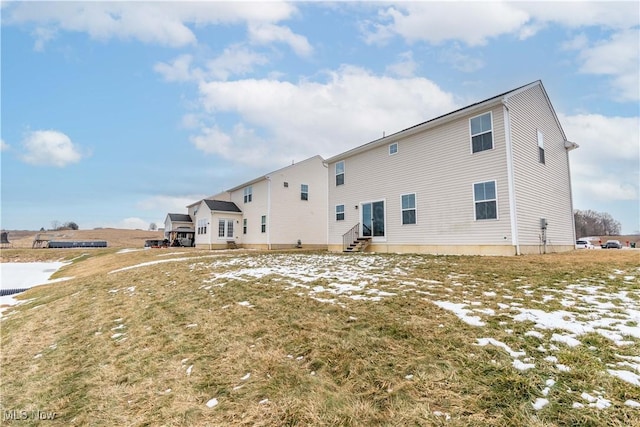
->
[[502, 99, 520, 255]]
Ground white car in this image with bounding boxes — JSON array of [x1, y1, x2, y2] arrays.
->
[[576, 239, 594, 249]]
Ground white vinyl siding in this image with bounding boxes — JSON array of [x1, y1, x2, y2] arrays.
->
[[507, 84, 576, 247], [328, 104, 510, 247]]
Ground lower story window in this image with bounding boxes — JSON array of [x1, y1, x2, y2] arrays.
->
[[401, 193, 416, 225], [336, 205, 345, 221], [218, 219, 234, 238], [243, 219, 247, 234], [197, 219, 207, 235], [261, 215, 266, 233], [474, 181, 497, 220]]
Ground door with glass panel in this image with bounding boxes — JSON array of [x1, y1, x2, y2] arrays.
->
[[361, 201, 385, 238]]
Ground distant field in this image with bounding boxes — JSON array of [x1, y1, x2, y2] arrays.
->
[[1, 248, 638, 426], [2, 228, 165, 252]]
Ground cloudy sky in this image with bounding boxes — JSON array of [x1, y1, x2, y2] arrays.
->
[[1, 1, 638, 234]]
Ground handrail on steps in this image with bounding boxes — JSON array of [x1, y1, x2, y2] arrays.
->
[[342, 223, 360, 252]]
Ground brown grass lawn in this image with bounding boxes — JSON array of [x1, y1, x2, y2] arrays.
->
[[1, 248, 638, 426]]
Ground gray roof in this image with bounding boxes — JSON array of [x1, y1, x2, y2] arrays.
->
[[167, 213, 193, 222], [202, 199, 242, 213]]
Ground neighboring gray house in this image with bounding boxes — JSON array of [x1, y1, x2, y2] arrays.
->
[[164, 213, 195, 246], [327, 81, 579, 255]]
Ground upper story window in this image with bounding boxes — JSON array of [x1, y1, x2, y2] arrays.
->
[[301, 184, 309, 201], [473, 180, 497, 220], [537, 130, 545, 164], [389, 143, 398, 155], [243, 186, 252, 203], [335, 161, 345, 186], [336, 205, 345, 221], [470, 112, 493, 153], [401, 193, 416, 225]]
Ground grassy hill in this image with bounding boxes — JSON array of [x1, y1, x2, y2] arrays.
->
[[1, 248, 638, 425]]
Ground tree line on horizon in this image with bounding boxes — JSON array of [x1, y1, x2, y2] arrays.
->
[[574, 209, 622, 238]]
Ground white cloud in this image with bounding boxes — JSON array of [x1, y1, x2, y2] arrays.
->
[[563, 113, 639, 203], [136, 195, 207, 213], [154, 54, 198, 82], [1, 139, 9, 151], [4, 1, 298, 49], [577, 29, 640, 102], [193, 66, 457, 167], [20, 130, 85, 167], [362, 3, 529, 46], [206, 45, 269, 80], [386, 51, 418, 77], [438, 44, 485, 73], [248, 22, 313, 57]]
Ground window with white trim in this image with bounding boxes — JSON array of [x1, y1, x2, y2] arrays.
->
[[243, 218, 247, 234], [537, 130, 545, 164], [261, 215, 266, 233], [243, 186, 252, 203], [335, 161, 344, 186], [301, 184, 308, 201], [470, 112, 493, 153], [389, 143, 398, 155], [197, 219, 207, 235], [401, 193, 416, 225], [473, 181, 497, 220], [336, 205, 345, 221], [218, 219, 234, 238]]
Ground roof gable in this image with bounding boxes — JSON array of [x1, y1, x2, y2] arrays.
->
[[326, 81, 551, 163], [167, 213, 192, 222]]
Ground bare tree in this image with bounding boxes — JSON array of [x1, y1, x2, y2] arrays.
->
[[574, 209, 621, 237]]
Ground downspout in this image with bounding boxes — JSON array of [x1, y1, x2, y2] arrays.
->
[[322, 161, 329, 249], [564, 140, 579, 244], [266, 175, 272, 250], [502, 99, 520, 255]]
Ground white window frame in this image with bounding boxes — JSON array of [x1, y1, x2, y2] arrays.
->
[[537, 129, 545, 164], [401, 193, 417, 225], [389, 142, 398, 155], [217, 219, 234, 239], [335, 161, 345, 186], [301, 184, 309, 201], [473, 180, 498, 221], [470, 112, 494, 153], [243, 218, 247, 235], [336, 204, 345, 221], [197, 218, 207, 235], [261, 215, 266, 233], [243, 186, 253, 203]]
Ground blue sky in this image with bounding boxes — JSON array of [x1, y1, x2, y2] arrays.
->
[[1, 1, 638, 234]]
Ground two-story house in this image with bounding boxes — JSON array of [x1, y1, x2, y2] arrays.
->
[[327, 81, 578, 255]]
